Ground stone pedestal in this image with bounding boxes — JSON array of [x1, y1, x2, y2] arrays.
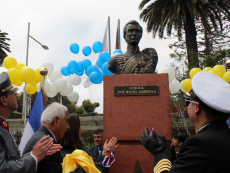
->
[[103, 74, 171, 173]]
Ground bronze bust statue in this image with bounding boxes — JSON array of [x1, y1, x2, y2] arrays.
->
[[108, 20, 158, 74]]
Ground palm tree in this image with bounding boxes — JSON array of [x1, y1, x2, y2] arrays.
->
[[0, 30, 11, 65], [139, 0, 230, 69]]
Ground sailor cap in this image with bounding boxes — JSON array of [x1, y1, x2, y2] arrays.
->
[[185, 72, 230, 113]]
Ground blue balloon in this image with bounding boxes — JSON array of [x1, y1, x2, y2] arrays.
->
[[75, 70, 84, 76], [82, 59, 92, 70], [102, 62, 113, 75], [87, 65, 100, 76], [96, 59, 103, 69], [61, 66, 70, 76], [68, 60, 78, 73], [82, 46, 92, 56], [99, 52, 111, 63], [113, 49, 123, 54], [85, 69, 89, 76], [89, 72, 102, 84], [78, 61, 84, 71], [92, 41, 103, 53], [101, 71, 105, 81], [70, 43, 79, 54]]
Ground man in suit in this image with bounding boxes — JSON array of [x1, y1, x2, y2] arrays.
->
[[23, 102, 70, 173], [0, 72, 56, 173], [140, 72, 230, 173], [88, 129, 109, 173]]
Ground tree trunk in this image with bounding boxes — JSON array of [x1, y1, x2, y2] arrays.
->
[[184, 11, 199, 69]]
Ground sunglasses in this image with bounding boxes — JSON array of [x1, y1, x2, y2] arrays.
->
[[185, 99, 199, 106]]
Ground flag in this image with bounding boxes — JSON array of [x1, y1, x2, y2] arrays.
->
[[19, 89, 45, 154], [83, 18, 110, 88], [115, 19, 121, 50]]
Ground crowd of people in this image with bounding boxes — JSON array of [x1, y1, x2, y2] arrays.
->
[[1, 67, 230, 173]]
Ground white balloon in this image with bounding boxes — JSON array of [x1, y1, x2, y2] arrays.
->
[[67, 92, 79, 102], [49, 82, 58, 93], [162, 67, 176, 83], [41, 62, 54, 76], [61, 83, 73, 96], [180, 80, 187, 93], [49, 70, 62, 82], [47, 92, 57, 98], [63, 76, 71, 83], [36, 83, 41, 92], [55, 79, 67, 92], [69, 75, 82, 86], [45, 81, 50, 93], [169, 79, 181, 93]]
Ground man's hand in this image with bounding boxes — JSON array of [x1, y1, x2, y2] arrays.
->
[[102, 137, 118, 157], [140, 128, 169, 156], [46, 144, 63, 156], [32, 135, 54, 162]]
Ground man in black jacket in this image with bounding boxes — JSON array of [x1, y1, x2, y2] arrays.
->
[[23, 102, 70, 173], [88, 129, 109, 173], [140, 72, 230, 173]]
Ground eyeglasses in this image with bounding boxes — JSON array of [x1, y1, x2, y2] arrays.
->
[[185, 99, 199, 106]]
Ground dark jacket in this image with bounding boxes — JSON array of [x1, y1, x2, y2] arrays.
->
[[60, 145, 106, 173], [0, 116, 36, 173], [23, 126, 63, 173], [88, 146, 109, 173], [154, 121, 230, 173]]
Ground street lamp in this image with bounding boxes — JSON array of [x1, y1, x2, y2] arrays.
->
[[23, 22, 49, 125]]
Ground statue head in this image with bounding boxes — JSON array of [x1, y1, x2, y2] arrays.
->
[[123, 20, 143, 47]]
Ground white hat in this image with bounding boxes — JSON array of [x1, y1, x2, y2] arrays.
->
[[185, 72, 230, 113]]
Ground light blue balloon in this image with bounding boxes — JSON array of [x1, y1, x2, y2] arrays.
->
[[68, 60, 78, 73], [78, 61, 84, 71], [93, 41, 103, 53], [82, 46, 92, 56], [82, 59, 92, 70], [75, 70, 84, 76], [99, 52, 111, 63], [102, 62, 113, 75], [113, 49, 123, 54], [70, 43, 79, 54], [96, 59, 103, 69], [61, 66, 70, 76], [87, 65, 100, 76], [101, 71, 105, 81], [89, 72, 102, 84]]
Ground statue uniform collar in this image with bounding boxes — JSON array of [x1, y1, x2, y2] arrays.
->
[[126, 46, 140, 54]]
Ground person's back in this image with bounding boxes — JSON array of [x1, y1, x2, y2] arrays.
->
[[171, 121, 230, 173]]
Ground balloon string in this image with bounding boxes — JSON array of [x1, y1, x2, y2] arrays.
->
[[88, 86, 93, 102]]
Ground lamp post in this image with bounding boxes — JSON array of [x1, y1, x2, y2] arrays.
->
[[22, 22, 49, 126]]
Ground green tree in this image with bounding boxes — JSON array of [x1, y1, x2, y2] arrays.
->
[[76, 99, 100, 117], [139, 0, 230, 69], [0, 30, 11, 65]]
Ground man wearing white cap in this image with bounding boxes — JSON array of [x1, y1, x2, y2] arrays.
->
[[140, 72, 230, 173]]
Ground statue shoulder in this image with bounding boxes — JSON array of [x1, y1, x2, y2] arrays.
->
[[141, 48, 158, 57]]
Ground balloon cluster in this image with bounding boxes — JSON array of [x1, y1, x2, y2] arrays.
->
[[4, 56, 45, 95], [181, 65, 230, 93], [161, 67, 181, 94], [63, 41, 123, 84], [41, 62, 80, 102]]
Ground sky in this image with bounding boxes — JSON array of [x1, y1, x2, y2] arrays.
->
[[1, 0, 176, 113]]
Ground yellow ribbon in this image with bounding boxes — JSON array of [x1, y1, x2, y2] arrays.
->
[[62, 149, 102, 173]]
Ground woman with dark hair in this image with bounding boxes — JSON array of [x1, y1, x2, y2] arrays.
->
[[59, 113, 117, 173]]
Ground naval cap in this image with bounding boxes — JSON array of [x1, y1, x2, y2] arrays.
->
[[0, 72, 18, 95], [185, 72, 230, 113]]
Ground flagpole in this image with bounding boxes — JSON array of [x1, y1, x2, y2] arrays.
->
[[118, 19, 121, 49], [108, 16, 111, 54]]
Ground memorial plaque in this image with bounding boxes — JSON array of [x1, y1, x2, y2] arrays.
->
[[114, 85, 159, 96]]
